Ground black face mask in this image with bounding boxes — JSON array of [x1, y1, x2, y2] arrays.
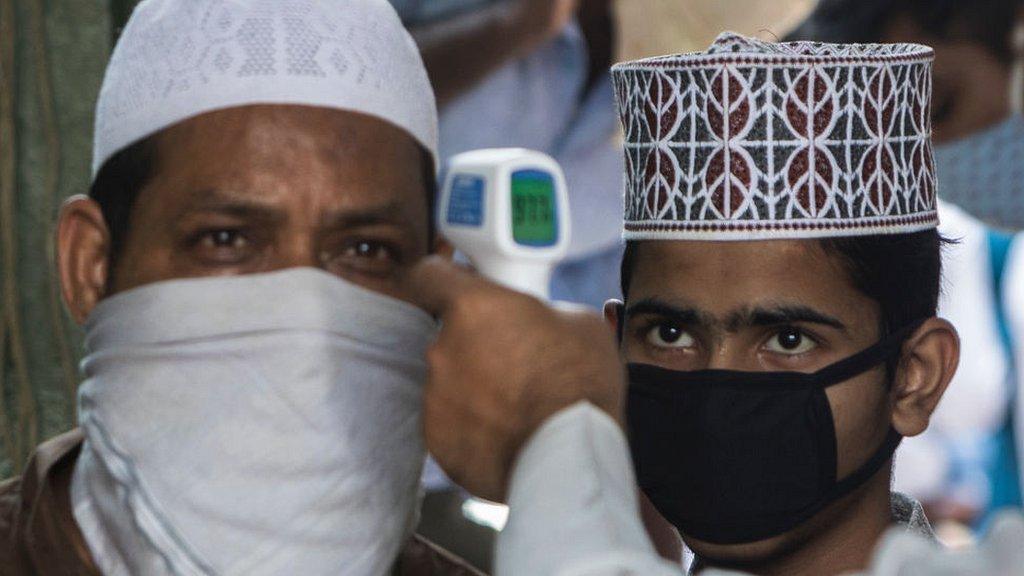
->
[[626, 323, 921, 546]]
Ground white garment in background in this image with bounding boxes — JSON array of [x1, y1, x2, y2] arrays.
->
[[498, 402, 1024, 576], [893, 201, 1012, 506], [435, 20, 627, 308], [71, 268, 436, 576], [436, 22, 625, 261]]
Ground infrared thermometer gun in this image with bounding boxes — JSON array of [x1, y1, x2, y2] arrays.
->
[[439, 149, 571, 301]]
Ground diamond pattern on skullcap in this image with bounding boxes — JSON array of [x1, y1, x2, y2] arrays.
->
[[612, 32, 938, 240]]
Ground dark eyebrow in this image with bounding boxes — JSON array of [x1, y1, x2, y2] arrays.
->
[[624, 299, 715, 328], [735, 305, 847, 332]]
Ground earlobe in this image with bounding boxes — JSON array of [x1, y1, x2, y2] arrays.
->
[[890, 318, 960, 437], [57, 196, 112, 324]]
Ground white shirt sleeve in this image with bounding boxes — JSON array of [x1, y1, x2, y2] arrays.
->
[[495, 401, 682, 576]]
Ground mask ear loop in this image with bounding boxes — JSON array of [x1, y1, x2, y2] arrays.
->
[[1011, 21, 1024, 115]]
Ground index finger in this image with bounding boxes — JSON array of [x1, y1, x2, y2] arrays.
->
[[405, 256, 495, 317]]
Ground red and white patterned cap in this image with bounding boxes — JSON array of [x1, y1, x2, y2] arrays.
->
[[612, 32, 938, 240]]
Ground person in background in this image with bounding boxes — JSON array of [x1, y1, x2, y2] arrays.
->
[[1007, 238, 1024, 516], [0, 1, 483, 574], [788, 0, 1024, 230], [789, 0, 1024, 533], [390, 0, 624, 310]]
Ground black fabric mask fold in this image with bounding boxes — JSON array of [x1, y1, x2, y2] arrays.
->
[[626, 321, 922, 545]]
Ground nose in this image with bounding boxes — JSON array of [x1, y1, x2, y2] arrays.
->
[[269, 231, 323, 272], [704, 336, 756, 371]]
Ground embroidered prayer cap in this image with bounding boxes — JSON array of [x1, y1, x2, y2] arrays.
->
[[612, 32, 939, 241], [92, 0, 437, 179]]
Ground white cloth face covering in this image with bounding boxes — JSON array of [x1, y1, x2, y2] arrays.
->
[[70, 268, 437, 576]]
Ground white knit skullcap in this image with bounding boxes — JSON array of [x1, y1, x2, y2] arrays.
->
[[92, 0, 438, 179]]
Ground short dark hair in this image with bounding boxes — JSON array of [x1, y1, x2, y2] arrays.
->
[[88, 137, 438, 264], [88, 136, 158, 265], [787, 0, 1023, 64], [619, 229, 946, 334]]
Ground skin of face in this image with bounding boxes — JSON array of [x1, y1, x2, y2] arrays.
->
[[605, 239, 958, 575], [58, 105, 436, 321], [884, 14, 1015, 143]]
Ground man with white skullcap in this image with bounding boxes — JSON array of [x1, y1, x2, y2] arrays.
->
[[0, 0, 487, 574]]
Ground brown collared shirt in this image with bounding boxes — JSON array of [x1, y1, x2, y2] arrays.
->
[[0, 430, 485, 576]]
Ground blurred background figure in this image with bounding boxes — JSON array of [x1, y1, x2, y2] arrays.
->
[[615, 0, 814, 59], [789, 0, 1024, 232], [1008, 238, 1024, 523], [390, 0, 623, 311], [789, 0, 1024, 544]]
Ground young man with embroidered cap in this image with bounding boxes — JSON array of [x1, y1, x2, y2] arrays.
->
[[0, 0, 484, 574], [407, 32, 980, 576], [602, 32, 958, 574]]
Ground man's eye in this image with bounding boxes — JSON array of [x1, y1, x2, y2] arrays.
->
[[343, 241, 395, 261], [645, 323, 695, 349], [764, 328, 817, 355], [201, 229, 248, 250]]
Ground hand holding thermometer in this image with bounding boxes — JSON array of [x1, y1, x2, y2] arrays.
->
[[438, 149, 573, 530], [439, 149, 571, 301]]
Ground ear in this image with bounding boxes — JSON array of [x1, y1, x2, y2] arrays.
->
[[604, 299, 624, 341], [890, 318, 960, 437], [57, 196, 112, 324], [432, 234, 455, 261]]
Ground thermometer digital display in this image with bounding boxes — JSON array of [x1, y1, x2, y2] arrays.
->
[[511, 170, 557, 247]]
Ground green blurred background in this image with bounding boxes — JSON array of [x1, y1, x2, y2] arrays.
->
[[0, 0, 138, 478]]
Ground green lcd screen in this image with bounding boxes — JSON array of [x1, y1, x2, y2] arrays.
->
[[511, 170, 557, 247]]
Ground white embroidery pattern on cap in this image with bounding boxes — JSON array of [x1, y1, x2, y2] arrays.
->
[[612, 32, 938, 240]]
